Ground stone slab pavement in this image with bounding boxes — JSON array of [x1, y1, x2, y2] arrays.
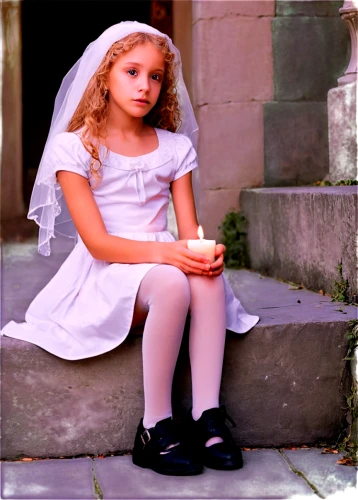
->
[[1, 448, 357, 500]]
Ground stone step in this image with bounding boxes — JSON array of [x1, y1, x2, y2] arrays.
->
[[1, 240, 357, 460], [240, 185, 357, 297]]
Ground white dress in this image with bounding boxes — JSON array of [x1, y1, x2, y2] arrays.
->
[[1, 128, 260, 360]]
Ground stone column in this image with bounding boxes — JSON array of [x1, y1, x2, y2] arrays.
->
[[265, 0, 350, 187], [1, 1, 25, 221], [328, 0, 357, 181]]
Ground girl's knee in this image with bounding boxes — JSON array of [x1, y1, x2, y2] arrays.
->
[[147, 265, 190, 304], [188, 273, 224, 287], [188, 273, 225, 296], [158, 265, 190, 294]]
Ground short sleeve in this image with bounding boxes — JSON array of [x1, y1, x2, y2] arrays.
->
[[173, 133, 198, 181], [45, 132, 91, 180]]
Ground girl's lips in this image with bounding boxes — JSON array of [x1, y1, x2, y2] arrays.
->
[[134, 99, 149, 104]]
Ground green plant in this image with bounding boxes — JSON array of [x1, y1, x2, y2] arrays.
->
[[218, 211, 250, 269], [313, 179, 358, 187], [331, 260, 351, 304], [338, 319, 358, 465], [345, 320, 358, 362]]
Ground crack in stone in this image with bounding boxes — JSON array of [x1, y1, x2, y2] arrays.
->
[[195, 99, 266, 108], [278, 449, 325, 498], [192, 12, 337, 26], [91, 459, 104, 500], [193, 13, 269, 26]]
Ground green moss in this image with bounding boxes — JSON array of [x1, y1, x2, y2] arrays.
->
[[331, 260, 351, 304], [313, 179, 358, 187], [283, 7, 295, 16], [218, 211, 250, 269], [91, 459, 104, 499], [345, 320, 358, 362]]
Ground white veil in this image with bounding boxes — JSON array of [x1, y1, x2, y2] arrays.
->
[[28, 21, 199, 256]]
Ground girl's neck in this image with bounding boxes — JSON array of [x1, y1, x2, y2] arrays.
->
[[100, 118, 157, 157], [105, 107, 148, 140]]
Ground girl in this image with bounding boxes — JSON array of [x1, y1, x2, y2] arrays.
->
[[1, 21, 259, 476]]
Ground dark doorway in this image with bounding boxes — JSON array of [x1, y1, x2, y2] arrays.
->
[[21, 0, 172, 207]]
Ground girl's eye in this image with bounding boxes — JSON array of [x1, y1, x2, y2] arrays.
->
[[127, 69, 137, 76], [152, 74, 162, 82]]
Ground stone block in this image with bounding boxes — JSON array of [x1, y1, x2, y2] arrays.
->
[[276, 0, 344, 17], [273, 17, 350, 101], [192, 0, 275, 21], [192, 16, 273, 106], [197, 103, 264, 190], [197, 188, 242, 241], [0, 458, 94, 499], [240, 186, 358, 296], [2, 265, 356, 458], [264, 102, 329, 186], [328, 81, 357, 181]]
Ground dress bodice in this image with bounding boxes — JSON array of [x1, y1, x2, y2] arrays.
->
[[50, 127, 198, 236]]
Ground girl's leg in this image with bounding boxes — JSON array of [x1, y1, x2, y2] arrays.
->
[[135, 265, 191, 429], [187, 274, 226, 446]]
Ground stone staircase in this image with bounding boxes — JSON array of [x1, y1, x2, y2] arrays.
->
[[1, 232, 357, 460], [240, 185, 357, 298]]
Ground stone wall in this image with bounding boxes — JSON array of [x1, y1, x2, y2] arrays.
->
[[264, 0, 351, 186], [192, 0, 275, 240]]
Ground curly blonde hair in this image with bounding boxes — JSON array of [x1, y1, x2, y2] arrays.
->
[[67, 32, 181, 186]]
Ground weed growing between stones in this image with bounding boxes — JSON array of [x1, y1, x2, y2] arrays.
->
[[338, 319, 358, 466], [331, 260, 352, 304], [218, 211, 250, 269], [345, 320, 358, 362], [313, 179, 358, 186]]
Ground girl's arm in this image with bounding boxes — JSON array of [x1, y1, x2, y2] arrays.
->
[[171, 172, 226, 276], [57, 170, 210, 275], [171, 172, 200, 240]]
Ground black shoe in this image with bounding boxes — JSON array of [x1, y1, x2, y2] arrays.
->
[[132, 417, 203, 476], [185, 405, 243, 470]]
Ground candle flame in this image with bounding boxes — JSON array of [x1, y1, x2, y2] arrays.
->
[[197, 225, 204, 240]]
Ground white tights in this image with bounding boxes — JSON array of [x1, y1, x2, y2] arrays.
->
[[134, 265, 226, 442]]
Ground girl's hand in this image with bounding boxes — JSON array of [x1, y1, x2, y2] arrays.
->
[[207, 244, 226, 277], [160, 240, 211, 275]]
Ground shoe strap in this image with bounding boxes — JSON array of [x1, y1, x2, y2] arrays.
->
[[197, 406, 236, 442], [141, 418, 181, 453]]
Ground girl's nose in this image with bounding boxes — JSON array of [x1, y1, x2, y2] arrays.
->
[[138, 77, 150, 92]]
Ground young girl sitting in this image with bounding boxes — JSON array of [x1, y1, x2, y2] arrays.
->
[[1, 21, 259, 476]]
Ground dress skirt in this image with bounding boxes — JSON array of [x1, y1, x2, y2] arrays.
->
[[1, 231, 259, 360]]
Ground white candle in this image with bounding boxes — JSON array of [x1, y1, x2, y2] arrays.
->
[[187, 225, 216, 263]]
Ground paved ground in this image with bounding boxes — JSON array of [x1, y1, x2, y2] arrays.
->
[[1, 232, 357, 499], [1, 448, 357, 500]]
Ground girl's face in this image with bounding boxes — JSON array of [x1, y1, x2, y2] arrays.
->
[[107, 42, 165, 119]]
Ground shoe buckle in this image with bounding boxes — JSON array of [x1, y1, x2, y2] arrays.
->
[[141, 429, 151, 446]]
